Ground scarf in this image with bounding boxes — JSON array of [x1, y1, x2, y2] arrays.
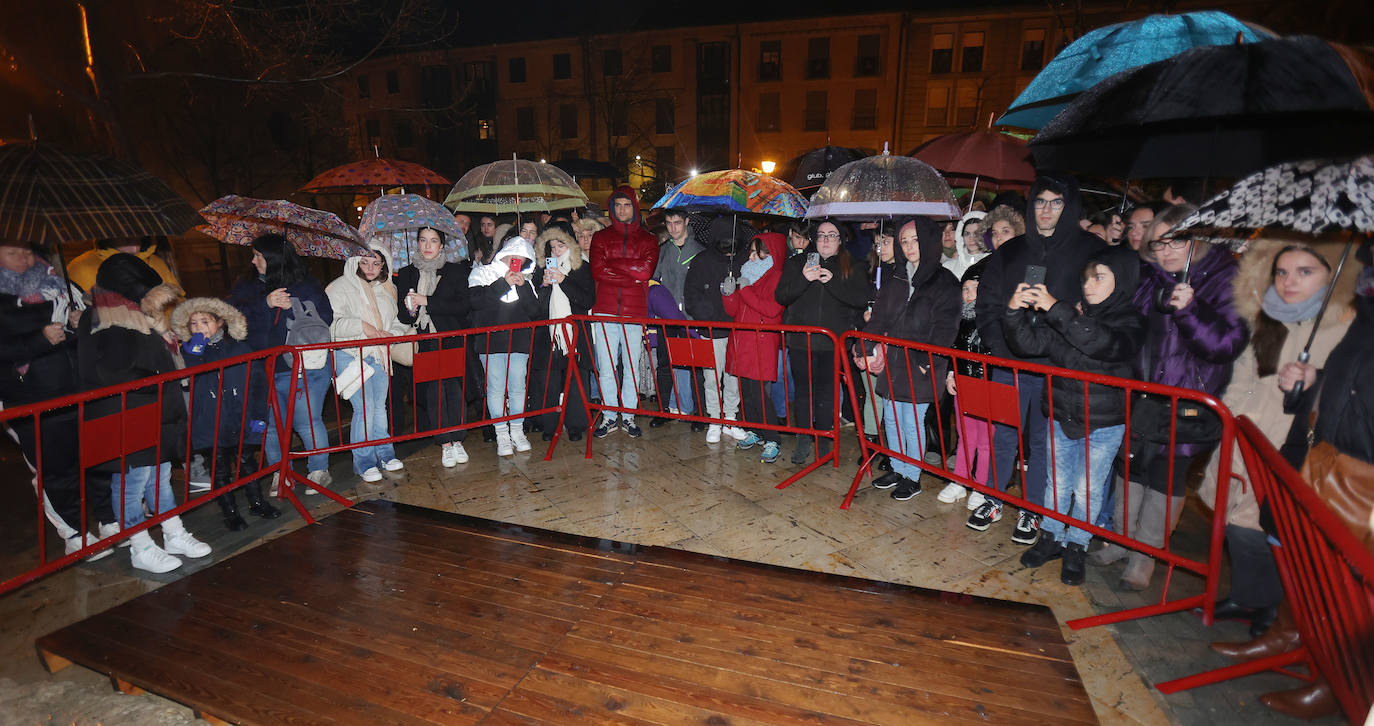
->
[[0, 258, 66, 304], [1262, 284, 1327, 323], [739, 256, 773, 285], [961, 300, 977, 320], [412, 252, 445, 333], [547, 252, 574, 354]]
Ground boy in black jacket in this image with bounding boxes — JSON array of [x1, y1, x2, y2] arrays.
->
[[1003, 246, 1144, 585]]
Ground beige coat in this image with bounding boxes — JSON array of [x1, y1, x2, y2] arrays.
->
[[1201, 239, 1357, 531], [325, 242, 407, 368]]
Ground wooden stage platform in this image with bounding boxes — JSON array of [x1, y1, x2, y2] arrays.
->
[[36, 501, 1096, 725]]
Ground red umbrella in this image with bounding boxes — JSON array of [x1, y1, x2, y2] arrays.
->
[[909, 129, 1035, 185], [299, 158, 450, 195]]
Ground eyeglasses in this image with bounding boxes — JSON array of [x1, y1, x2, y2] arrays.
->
[[1032, 198, 1065, 210], [1148, 238, 1191, 251], [816, 232, 841, 240]]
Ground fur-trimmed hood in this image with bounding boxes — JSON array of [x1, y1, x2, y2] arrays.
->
[[171, 297, 248, 341], [90, 282, 180, 335], [1232, 238, 1358, 326], [536, 226, 585, 270]]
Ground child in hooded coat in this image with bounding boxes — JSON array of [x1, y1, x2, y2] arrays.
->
[[469, 231, 542, 456], [1004, 245, 1145, 585], [723, 232, 789, 463], [939, 263, 995, 505], [173, 297, 281, 532]]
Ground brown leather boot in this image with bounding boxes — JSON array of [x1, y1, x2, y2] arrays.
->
[[1259, 680, 1337, 720], [1210, 603, 1298, 661]]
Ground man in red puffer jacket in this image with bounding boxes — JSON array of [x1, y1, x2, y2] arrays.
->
[[589, 186, 659, 438]]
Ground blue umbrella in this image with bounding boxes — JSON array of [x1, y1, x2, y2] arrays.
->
[[998, 11, 1272, 130]]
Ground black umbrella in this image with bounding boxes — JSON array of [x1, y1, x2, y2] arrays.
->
[[1029, 36, 1374, 179], [782, 146, 867, 196], [550, 157, 619, 180]]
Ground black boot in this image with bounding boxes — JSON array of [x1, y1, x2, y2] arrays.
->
[[212, 448, 249, 531], [217, 493, 249, 531], [245, 480, 281, 519]]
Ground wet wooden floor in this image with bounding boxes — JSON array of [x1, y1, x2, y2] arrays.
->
[[36, 500, 1095, 725]]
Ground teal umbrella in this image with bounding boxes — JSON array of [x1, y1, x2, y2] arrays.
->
[[998, 11, 1273, 130]]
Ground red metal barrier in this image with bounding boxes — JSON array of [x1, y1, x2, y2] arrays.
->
[[1156, 416, 1374, 722], [840, 331, 1237, 629], [568, 314, 843, 490]]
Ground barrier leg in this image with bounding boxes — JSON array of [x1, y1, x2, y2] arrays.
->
[[1155, 648, 1310, 694]]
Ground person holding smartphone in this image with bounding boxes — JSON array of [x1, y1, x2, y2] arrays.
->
[[468, 229, 542, 457], [968, 173, 1106, 542]]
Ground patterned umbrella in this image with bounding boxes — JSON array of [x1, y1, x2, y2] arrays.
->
[[299, 158, 449, 195], [1170, 156, 1374, 249], [197, 195, 367, 260], [359, 193, 468, 267], [0, 142, 201, 244], [806, 151, 960, 220], [652, 169, 808, 218], [444, 159, 589, 214]]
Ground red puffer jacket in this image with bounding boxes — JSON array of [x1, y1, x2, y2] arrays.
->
[[723, 232, 787, 382], [590, 186, 659, 317]]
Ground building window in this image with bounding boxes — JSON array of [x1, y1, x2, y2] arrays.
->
[[852, 89, 877, 130], [508, 57, 526, 83], [385, 70, 400, 94], [356, 74, 371, 99], [856, 34, 880, 77], [611, 102, 627, 137], [757, 92, 780, 132], [553, 52, 572, 79], [516, 107, 535, 141], [560, 104, 578, 139], [477, 119, 493, 140], [804, 90, 827, 131], [955, 80, 981, 126], [395, 120, 414, 148], [806, 37, 830, 79], [420, 65, 452, 108], [1021, 28, 1046, 71], [603, 49, 622, 76], [930, 33, 953, 74], [961, 31, 985, 73], [758, 40, 781, 81], [612, 147, 628, 170], [926, 83, 950, 126], [655, 98, 675, 135], [652, 45, 672, 73], [365, 118, 381, 141], [656, 145, 676, 177]]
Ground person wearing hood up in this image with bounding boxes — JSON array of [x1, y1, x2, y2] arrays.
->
[[469, 229, 542, 456], [79, 254, 212, 574], [859, 218, 961, 501], [969, 172, 1107, 543], [938, 262, 995, 505], [724, 231, 789, 463], [944, 211, 988, 280], [326, 243, 411, 484], [589, 186, 659, 439], [1004, 246, 1145, 585]]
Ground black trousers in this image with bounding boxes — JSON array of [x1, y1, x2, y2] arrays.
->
[[1225, 524, 1284, 608], [416, 376, 467, 444], [789, 348, 836, 433], [531, 344, 592, 435], [10, 406, 115, 529], [739, 376, 778, 443]]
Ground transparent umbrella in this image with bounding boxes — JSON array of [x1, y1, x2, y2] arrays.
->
[[805, 147, 961, 220], [443, 158, 589, 214]]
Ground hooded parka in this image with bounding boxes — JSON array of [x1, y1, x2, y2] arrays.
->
[[590, 186, 659, 317], [722, 232, 788, 381], [468, 236, 542, 354], [325, 242, 409, 369], [171, 297, 253, 451]]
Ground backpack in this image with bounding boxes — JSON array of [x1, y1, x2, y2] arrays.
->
[[285, 297, 331, 370]]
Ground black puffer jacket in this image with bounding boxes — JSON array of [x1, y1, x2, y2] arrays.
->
[[953, 258, 991, 378], [0, 295, 78, 405], [775, 247, 870, 351], [683, 245, 743, 338], [1005, 246, 1145, 439], [863, 218, 961, 404]]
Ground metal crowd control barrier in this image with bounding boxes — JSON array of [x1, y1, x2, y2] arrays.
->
[[839, 331, 1237, 629], [0, 347, 289, 596], [1157, 416, 1374, 722], [567, 314, 843, 490]]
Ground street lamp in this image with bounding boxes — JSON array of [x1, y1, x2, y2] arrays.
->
[[761, 160, 776, 174], [689, 168, 698, 177]]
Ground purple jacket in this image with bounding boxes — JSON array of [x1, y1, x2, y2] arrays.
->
[[1132, 245, 1248, 454], [646, 281, 691, 348]]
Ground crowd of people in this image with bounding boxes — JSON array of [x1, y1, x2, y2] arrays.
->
[[3, 172, 1371, 717]]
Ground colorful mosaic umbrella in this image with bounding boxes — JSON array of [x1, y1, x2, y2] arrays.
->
[[652, 169, 808, 218], [197, 195, 367, 260], [359, 193, 468, 267], [300, 158, 450, 195]]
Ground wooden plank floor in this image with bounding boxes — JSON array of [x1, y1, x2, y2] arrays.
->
[[36, 501, 1096, 725]]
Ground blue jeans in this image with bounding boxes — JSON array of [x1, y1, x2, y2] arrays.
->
[[334, 351, 395, 474], [112, 462, 174, 529], [665, 367, 695, 413], [985, 369, 1049, 506], [883, 399, 929, 482], [769, 348, 792, 420], [264, 367, 331, 472], [481, 352, 529, 425], [592, 319, 643, 416], [1040, 420, 1125, 548]]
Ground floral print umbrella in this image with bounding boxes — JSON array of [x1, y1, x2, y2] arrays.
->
[[299, 158, 450, 195], [197, 195, 368, 260], [359, 193, 468, 267], [653, 169, 808, 218]]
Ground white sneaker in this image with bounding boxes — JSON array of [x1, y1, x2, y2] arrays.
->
[[361, 467, 383, 483], [706, 424, 722, 444], [64, 532, 113, 562], [967, 489, 987, 511], [129, 532, 181, 574], [509, 426, 532, 453], [722, 425, 749, 441], [162, 528, 211, 559], [305, 469, 331, 495], [99, 521, 131, 549], [937, 482, 968, 504], [495, 427, 514, 457], [382, 458, 405, 472]]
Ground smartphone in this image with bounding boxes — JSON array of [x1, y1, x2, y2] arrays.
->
[[545, 257, 557, 270], [508, 257, 524, 275], [806, 252, 820, 268], [1023, 264, 1047, 287]]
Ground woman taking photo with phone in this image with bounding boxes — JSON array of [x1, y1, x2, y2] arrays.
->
[[468, 229, 542, 456]]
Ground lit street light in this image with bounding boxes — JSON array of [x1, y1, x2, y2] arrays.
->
[[760, 160, 776, 174]]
